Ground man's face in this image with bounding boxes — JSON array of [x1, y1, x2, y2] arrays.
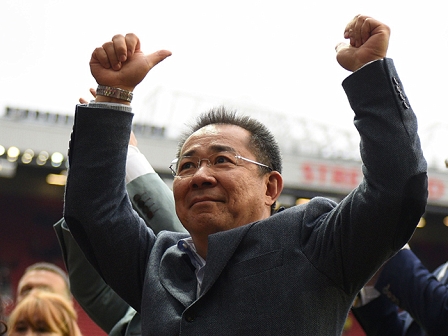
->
[[173, 124, 273, 240], [16, 270, 69, 303]]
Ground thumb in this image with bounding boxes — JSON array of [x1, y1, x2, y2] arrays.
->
[[335, 42, 358, 72], [146, 50, 172, 69], [335, 42, 348, 53]]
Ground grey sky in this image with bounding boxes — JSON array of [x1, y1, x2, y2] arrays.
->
[[1, 0, 447, 168]]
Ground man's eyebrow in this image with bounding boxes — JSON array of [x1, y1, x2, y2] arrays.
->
[[182, 145, 236, 157]]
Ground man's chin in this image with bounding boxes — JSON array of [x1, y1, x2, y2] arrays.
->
[[187, 212, 228, 230]]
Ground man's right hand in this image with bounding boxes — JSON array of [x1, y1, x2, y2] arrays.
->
[[89, 33, 171, 93]]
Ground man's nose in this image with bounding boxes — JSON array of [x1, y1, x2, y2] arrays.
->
[[191, 161, 215, 187]]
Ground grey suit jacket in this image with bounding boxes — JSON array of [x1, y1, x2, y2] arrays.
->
[[55, 173, 185, 336], [64, 59, 428, 335]]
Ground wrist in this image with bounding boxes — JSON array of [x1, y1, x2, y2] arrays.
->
[[95, 95, 131, 105]]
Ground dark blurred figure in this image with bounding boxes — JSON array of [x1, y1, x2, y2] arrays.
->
[[352, 246, 448, 335]]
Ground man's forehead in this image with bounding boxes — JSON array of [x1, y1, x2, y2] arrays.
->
[[16, 269, 71, 303], [19, 270, 65, 287], [182, 124, 250, 155], [193, 124, 221, 135]]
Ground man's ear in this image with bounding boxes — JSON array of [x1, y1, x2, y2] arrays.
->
[[265, 171, 283, 207]]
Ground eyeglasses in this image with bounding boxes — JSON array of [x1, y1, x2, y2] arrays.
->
[[169, 151, 273, 177]]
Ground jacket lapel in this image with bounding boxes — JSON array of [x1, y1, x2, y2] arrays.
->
[[159, 245, 197, 307], [199, 223, 254, 297], [158, 223, 254, 306]]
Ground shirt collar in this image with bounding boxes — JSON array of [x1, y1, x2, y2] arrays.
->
[[177, 237, 206, 295]]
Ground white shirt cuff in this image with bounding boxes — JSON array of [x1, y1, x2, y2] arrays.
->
[[86, 101, 132, 113], [358, 286, 381, 306], [126, 145, 155, 184]]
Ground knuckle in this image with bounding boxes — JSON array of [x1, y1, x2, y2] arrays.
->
[[101, 41, 113, 49], [112, 34, 124, 40]]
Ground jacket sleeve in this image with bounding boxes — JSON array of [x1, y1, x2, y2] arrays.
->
[[55, 172, 182, 333], [300, 59, 428, 294], [375, 249, 448, 335], [53, 218, 130, 333], [127, 173, 186, 234], [64, 106, 155, 311]]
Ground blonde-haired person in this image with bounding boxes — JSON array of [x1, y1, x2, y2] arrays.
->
[[7, 290, 82, 336]]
